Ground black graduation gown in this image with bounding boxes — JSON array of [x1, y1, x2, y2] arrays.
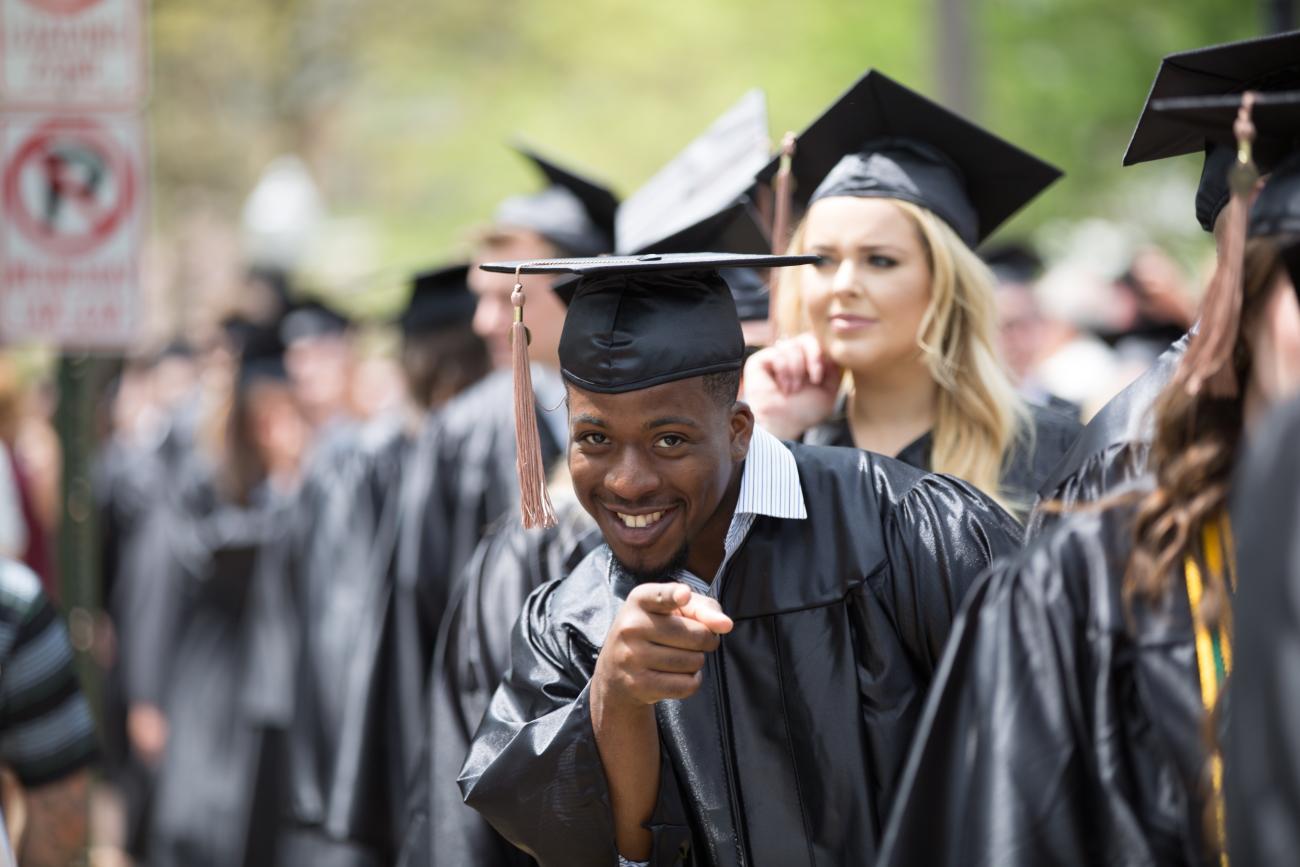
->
[[397, 499, 600, 867], [460, 444, 1022, 867], [388, 368, 566, 832], [132, 467, 293, 867], [878, 486, 1220, 867], [803, 400, 1082, 523], [95, 435, 173, 856], [1226, 395, 1300, 867], [1027, 333, 1189, 535], [277, 417, 410, 866]]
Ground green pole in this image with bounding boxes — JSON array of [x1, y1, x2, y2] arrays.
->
[[55, 353, 100, 712]]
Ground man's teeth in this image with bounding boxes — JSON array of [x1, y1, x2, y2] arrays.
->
[[617, 510, 664, 529]]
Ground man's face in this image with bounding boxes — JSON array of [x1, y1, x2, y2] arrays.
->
[[285, 333, 352, 423], [567, 377, 752, 580], [469, 228, 566, 370], [994, 283, 1042, 383]]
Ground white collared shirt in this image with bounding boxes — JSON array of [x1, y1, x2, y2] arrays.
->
[[616, 427, 807, 867], [669, 424, 807, 597]]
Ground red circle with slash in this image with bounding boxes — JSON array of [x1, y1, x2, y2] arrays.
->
[[3, 116, 137, 257]]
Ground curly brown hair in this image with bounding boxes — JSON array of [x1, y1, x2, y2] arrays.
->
[[1125, 234, 1293, 630]]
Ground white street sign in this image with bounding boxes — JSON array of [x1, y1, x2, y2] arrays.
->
[[0, 111, 145, 347], [1, 0, 147, 108]]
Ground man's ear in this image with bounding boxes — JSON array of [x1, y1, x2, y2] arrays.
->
[[729, 401, 755, 461]]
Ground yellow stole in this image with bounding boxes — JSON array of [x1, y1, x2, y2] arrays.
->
[[1182, 512, 1235, 865]]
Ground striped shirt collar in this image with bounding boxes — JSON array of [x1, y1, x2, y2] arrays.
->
[[735, 425, 807, 521]]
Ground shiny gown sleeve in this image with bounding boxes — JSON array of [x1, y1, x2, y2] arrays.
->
[[457, 577, 620, 867], [876, 514, 1160, 867], [1227, 396, 1300, 867], [847, 470, 1023, 843], [878, 472, 1023, 673]]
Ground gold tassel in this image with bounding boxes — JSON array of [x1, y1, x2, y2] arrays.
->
[[510, 270, 558, 529], [1179, 92, 1258, 399]]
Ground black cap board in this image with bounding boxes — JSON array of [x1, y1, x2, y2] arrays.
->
[[481, 252, 817, 393], [1124, 30, 1300, 167], [280, 300, 351, 345], [399, 263, 477, 336], [1150, 91, 1300, 190], [615, 89, 772, 256], [755, 69, 1062, 246], [492, 146, 619, 257]]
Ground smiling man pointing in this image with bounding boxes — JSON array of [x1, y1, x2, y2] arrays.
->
[[459, 252, 1022, 867]]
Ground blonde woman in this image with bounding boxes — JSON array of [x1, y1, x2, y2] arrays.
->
[[745, 70, 1080, 519]]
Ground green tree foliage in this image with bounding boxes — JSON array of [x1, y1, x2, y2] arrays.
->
[[149, 0, 1267, 313]]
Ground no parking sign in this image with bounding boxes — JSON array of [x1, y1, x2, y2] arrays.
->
[[0, 112, 144, 347]]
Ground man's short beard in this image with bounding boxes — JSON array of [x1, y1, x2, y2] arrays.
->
[[613, 542, 690, 584]]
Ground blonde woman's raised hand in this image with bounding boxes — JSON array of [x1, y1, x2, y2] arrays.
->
[[742, 334, 840, 441]]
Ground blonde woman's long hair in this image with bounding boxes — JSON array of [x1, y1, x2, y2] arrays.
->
[[776, 198, 1030, 513]]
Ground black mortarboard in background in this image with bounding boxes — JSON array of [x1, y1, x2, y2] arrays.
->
[[721, 267, 770, 322], [755, 70, 1061, 246], [492, 147, 619, 257], [280, 299, 351, 345], [1124, 30, 1300, 232], [220, 315, 260, 355], [398, 263, 477, 337], [614, 89, 776, 323], [981, 241, 1045, 285], [238, 323, 289, 386], [616, 89, 772, 256], [481, 252, 817, 394]]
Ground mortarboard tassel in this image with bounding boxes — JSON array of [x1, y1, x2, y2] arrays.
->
[[1178, 92, 1258, 399], [510, 271, 558, 529], [769, 132, 797, 334]]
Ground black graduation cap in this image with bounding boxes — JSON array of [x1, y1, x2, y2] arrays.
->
[[399, 263, 477, 336], [1145, 90, 1300, 238], [1148, 90, 1300, 189], [492, 146, 619, 257], [480, 252, 816, 394], [1124, 30, 1300, 231], [220, 314, 260, 354], [980, 241, 1044, 285], [1124, 31, 1300, 167], [755, 69, 1061, 246], [238, 323, 288, 386], [280, 299, 351, 345], [615, 89, 772, 256]]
